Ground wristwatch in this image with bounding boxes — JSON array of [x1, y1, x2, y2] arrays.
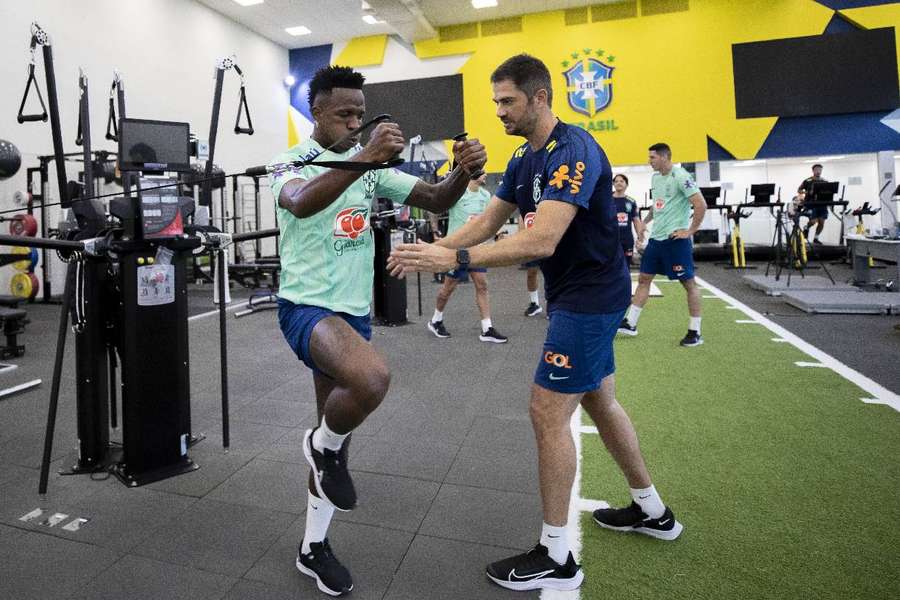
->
[[456, 248, 470, 269]]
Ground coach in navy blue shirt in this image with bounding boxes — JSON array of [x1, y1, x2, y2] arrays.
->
[[388, 54, 683, 592]]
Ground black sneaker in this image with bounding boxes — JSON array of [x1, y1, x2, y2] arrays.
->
[[427, 320, 451, 338], [296, 538, 353, 596], [679, 329, 703, 347], [302, 428, 356, 511], [524, 302, 543, 317], [813, 238, 823, 245], [592, 501, 683, 541], [486, 543, 584, 591], [617, 319, 638, 336], [479, 327, 508, 344]]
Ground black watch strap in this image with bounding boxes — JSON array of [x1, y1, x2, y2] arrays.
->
[[456, 248, 470, 268]]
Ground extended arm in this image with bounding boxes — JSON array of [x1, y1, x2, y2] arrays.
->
[[435, 197, 516, 249], [387, 200, 577, 276]]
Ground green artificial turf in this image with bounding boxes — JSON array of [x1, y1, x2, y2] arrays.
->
[[576, 282, 900, 600]]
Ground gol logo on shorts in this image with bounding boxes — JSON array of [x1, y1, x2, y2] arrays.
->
[[334, 207, 369, 240], [672, 264, 684, 272], [544, 351, 573, 369]]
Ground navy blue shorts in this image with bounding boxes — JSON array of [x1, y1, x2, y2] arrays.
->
[[447, 265, 487, 279], [802, 206, 829, 221], [534, 308, 625, 394], [277, 299, 372, 377], [640, 238, 695, 280]]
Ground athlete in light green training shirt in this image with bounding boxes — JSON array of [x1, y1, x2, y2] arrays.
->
[[426, 173, 507, 343], [270, 65, 486, 596], [619, 142, 706, 347]]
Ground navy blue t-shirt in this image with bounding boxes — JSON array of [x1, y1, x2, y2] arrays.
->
[[495, 121, 630, 315], [614, 195, 639, 248]]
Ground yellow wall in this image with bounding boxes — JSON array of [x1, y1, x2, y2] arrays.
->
[[414, 0, 846, 171]]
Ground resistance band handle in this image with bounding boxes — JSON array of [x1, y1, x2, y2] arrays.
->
[[244, 165, 267, 177], [234, 85, 254, 135], [18, 113, 48, 123], [17, 67, 49, 123], [105, 96, 118, 141], [451, 131, 484, 180]]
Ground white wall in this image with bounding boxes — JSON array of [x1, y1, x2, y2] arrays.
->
[[0, 0, 288, 297], [718, 155, 882, 245]]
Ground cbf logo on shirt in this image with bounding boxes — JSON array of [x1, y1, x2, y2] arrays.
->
[[562, 53, 614, 117], [333, 207, 369, 256], [362, 171, 377, 201]]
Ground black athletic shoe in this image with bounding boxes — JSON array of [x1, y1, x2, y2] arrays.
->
[[486, 543, 584, 591], [617, 319, 638, 336], [813, 238, 823, 245], [427, 320, 451, 338], [592, 501, 684, 541], [302, 428, 356, 511], [479, 327, 508, 344], [296, 538, 353, 596], [524, 302, 543, 317], [679, 329, 703, 347]]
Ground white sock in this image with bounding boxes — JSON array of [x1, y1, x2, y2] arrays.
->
[[529, 290, 539, 304], [689, 316, 701, 334], [626, 304, 642, 327], [432, 309, 443, 323], [540, 522, 569, 565], [480, 318, 492, 333], [630, 485, 665, 519], [312, 417, 349, 453], [301, 491, 335, 554]]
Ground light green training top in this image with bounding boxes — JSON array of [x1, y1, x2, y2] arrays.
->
[[649, 166, 700, 240], [268, 138, 418, 315], [447, 186, 490, 235]]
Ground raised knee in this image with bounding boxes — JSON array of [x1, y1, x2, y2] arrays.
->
[[356, 366, 390, 412]]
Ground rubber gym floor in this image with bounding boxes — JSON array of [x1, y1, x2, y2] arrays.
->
[[0, 260, 897, 600]]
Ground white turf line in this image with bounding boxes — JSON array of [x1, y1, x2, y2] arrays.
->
[[696, 276, 900, 413], [547, 274, 900, 600], [542, 409, 592, 600]]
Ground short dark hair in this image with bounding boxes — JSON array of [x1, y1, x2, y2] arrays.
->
[[491, 54, 553, 107], [613, 173, 629, 185], [812, 163, 823, 170], [648, 142, 671, 158], [308, 65, 365, 107]]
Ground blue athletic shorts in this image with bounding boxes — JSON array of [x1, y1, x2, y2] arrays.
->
[[640, 238, 695, 280], [534, 308, 625, 394], [802, 206, 829, 221], [277, 299, 372, 377], [447, 265, 487, 279]]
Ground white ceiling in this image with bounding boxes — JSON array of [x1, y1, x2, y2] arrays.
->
[[194, 0, 602, 49]]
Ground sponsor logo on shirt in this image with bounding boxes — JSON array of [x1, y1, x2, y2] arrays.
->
[[334, 207, 369, 240], [655, 198, 666, 211], [683, 177, 694, 190], [617, 212, 628, 225], [523, 212, 536, 229], [544, 351, 573, 369], [549, 162, 586, 194]]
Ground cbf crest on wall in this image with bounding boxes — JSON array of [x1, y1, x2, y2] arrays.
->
[[562, 49, 615, 117]]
